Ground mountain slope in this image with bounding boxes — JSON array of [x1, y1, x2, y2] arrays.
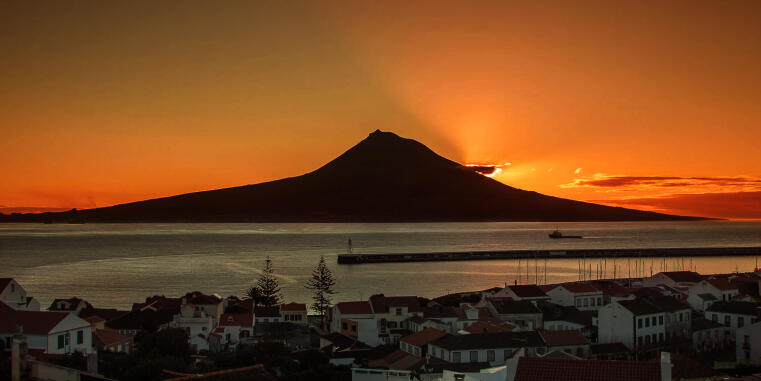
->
[[12, 130, 703, 222]]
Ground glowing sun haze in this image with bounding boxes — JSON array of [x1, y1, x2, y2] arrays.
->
[[1, 1, 760, 219]]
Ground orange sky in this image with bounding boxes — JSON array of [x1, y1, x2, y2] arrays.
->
[[1, 1, 760, 219]]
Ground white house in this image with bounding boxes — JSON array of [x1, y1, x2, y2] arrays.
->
[[280, 302, 308, 326], [691, 317, 730, 353], [48, 297, 92, 313], [705, 301, 760, 340], [173, 303, 215, 353], [687, 278, 739, 312], [399, 327, 447, 357], [369, 295, 424, 345], [0, 278, 40, 311], [428, 331, 546, 364], [598, 296, 691, 352], [215, 312, 255, 350], [0, 301, 92, 355], [486, 299, 542, 330], [538, 329, 591, 358], [643, 271, 703, 289], [546, 284, 604, 311], [493, 285, 550, 302], [737, 321, 761, 365], [330, 301, 379, 346]]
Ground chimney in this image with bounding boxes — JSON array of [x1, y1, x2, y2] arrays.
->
[[660, 352, 672, 381], [11, 335, 27, 381]]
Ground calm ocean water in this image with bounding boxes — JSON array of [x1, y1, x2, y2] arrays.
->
[[1, 221, 760, 310]]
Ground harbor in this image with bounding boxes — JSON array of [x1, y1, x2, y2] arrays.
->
[[337, 246, 761, 264]]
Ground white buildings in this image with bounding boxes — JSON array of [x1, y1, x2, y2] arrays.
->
[[687, 278, 739, 312], [546, 284, 604, 311], [643, 271, 703, 290], [598, 296, 691, 352], [737, 321, 761, 365], [330, 301, 379, 345], [704, 301, 760, 340], [427, 331, 547, 364], [0, 278, 40, 311], [0, 301, 92, 355], [493, 285, 550, 302], [485, 299, 542, 330]]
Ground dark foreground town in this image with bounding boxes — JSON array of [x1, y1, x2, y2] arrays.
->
[[2, 267, 761, 380]]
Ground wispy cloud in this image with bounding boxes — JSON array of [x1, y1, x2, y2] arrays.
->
[[591, 191, 761, 219], [560, 174, 761, 194]]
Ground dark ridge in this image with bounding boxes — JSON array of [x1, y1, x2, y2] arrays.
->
[[2, 130, 706, 222]]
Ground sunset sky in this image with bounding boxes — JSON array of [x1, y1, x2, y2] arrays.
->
[[2, 1, 760, 219]]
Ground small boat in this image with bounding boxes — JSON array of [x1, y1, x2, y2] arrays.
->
[[549, 229, 582, 239]]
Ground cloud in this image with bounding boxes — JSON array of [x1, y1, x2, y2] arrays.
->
[[560, 174, 761, 194], [592, 191, 761, 219], [464, 163, 511, 177]]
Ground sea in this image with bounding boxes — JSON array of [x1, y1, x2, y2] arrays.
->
[[1, 221, 760, 310]]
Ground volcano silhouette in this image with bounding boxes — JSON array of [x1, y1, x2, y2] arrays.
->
[[24, 130, 701, 222]]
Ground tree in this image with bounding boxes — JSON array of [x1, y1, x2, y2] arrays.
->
[[257, 256, 282, 307], [245, 285, 262, 306], [305, 256, 336, 330]]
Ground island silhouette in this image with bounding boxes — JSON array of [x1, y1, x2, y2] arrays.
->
[[3, 130, 703, 222]]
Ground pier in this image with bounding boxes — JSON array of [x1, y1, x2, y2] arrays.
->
[[337, 246, 761, 264]]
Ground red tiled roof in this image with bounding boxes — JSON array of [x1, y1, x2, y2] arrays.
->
[[280, 302, 307, 312], [514, 357, 660, 381], [562, 283, 600, 293], [662, 271, 703, 283], [336, 301, 372, 315], [0, 303, 71, 335], [220, 313, 254, 327], [94, 328, 132, 347], [370, 295, 424, 313], [400, 327, 447, 347], [508, 285, 548, 298], [705, 278, 738, 291], [539, 329, 591, 346], [462, 321, 515, 334], [368, 349, 423, 370]]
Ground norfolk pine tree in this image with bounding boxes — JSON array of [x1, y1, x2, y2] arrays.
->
[[257, 256, 282, 307], [305, 255, 336, 330]]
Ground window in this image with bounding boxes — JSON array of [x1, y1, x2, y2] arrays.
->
[[645, 318, 650, 327], [638, 336, 643, 346], [396, 308, 402, 316], [76, 330, 83, 345], [659, 316, 664, 325], [576, 299, 582, 307], [725, 316, 731, 326], [659, 333, 664, 342], [738, 317, 745, 328], [453, 352, 461, 363], [470, 351, 478, 362], [651, 317, 656, 326], [414, 347, 420, 356], [679, 313, 683, 322], [226, 333, 231, 342], [58, 334, 65, 349], [342, 322, 348, 330], [583, 298, 589, 307], [712, 314, 718, 322], [351, 325, 357, 332], [10, 284, 14, 292], [487, 350, 495, 362], [645, 335, 651, 345], [597, 297, 602, 306], [638, 318, 643, 328]]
